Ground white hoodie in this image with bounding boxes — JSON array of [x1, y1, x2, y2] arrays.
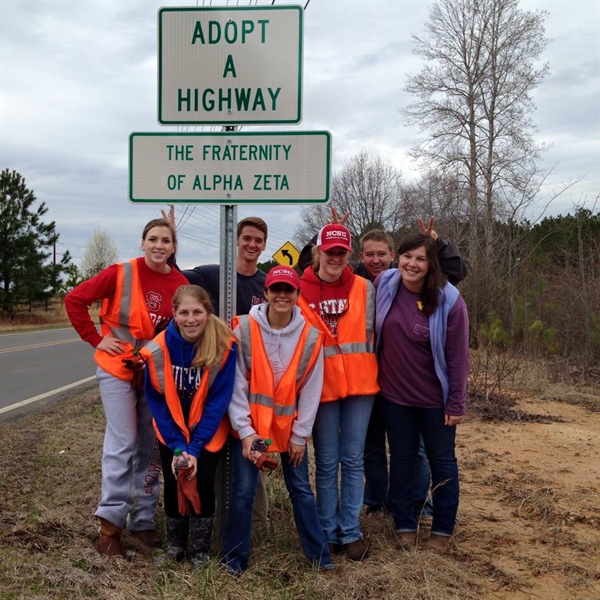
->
[[228, 302, 324, 447]]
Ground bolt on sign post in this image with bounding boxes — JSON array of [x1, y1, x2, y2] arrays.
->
[[158, 6, 303, 125]]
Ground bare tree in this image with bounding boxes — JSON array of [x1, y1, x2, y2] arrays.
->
[[80, 228, 119, 279], [294, 151, 404, 251], [403, 0, 549, 329]]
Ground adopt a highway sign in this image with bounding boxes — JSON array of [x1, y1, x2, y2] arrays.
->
[[129, 131, 331, 204], [158, 6, 303, 125]]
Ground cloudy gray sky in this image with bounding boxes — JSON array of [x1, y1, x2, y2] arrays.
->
[[2, 0, 598, 270]]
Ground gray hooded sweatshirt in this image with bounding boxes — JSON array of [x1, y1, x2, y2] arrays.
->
[[228, 302, 324, 447]]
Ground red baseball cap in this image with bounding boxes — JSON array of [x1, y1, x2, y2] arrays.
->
[[264, 266, 301, 290], [316, 224, 353, 252]]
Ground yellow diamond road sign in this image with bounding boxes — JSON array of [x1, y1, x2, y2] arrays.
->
[[273, 241, 300, 268]]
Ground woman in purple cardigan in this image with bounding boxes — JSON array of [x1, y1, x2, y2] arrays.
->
[[375, 232, 470, 554]]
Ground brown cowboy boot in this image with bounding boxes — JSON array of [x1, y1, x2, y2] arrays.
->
[[96, 517, 125, 558]]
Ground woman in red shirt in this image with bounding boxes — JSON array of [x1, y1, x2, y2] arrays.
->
[[65, 218, 188, 557]]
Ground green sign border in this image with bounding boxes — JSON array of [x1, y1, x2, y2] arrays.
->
[[129, 130, 331, 204], [158, 6, 303, 125]]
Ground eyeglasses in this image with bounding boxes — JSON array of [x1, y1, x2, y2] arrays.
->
[[267, 284, 297, 293]]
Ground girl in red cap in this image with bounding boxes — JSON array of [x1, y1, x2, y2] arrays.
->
[[298, 224, 378, 561]]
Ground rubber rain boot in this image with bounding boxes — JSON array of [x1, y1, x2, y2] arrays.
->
[[190, 516, 213, 568], [166, 516, 189, 562]]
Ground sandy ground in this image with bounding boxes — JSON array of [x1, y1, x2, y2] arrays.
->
[[453, 397, 599, 599]]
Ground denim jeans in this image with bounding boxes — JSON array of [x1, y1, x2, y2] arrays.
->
[[415, 438, 434, 519], [382, 399, 459, 536], [221, 438, 330, 573], [312, 394, 375, 545], [363, 394, 388, 510], [364, 395, 433, 518]]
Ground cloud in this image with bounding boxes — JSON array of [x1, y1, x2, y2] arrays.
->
[[1, 0, 598, 272]]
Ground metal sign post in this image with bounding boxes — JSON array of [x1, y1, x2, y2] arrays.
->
[[215, 124, 238, 543]]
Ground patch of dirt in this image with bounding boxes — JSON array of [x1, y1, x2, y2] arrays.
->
[[454, 397, 600, 599]]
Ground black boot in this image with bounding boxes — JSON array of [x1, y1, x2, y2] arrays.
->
[[166, 516, 188, 562], [190, 516, 213, 568]]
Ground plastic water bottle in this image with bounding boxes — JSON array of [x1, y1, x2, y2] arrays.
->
[[174, 448, 188, 475]]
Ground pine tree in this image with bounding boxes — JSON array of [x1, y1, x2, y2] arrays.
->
[[0, 169, 71, 315]]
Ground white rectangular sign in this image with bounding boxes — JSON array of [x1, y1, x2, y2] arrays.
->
[[129, 131, 331, 204], [158, 6, 303, 125]]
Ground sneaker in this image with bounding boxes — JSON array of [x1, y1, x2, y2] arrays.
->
[[345, 538, 369, 561], [395, 531, 417, 551], [220, 561, 242, 577], [426, 534, 450, 554]]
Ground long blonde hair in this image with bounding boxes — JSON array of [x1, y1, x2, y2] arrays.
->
[[172, 285, 235, 368]]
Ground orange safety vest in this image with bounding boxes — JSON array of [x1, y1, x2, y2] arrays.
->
[[141, 331, 235, 453], [94, 260, 156, 381], [297, 276, 379, 402], [233, 314, 323, 453]]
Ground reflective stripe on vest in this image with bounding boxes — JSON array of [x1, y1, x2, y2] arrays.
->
[[144, 338, 222, 400], [143, 334, 232, 452], [100, 262, 144, 350], [236, 315, 320, 416], [321, 283, 375, 358]]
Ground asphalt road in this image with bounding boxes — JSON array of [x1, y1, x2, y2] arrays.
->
[[0, 328, 97, 417]]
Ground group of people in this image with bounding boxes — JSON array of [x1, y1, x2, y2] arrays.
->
[[65, 209, 470, 573]]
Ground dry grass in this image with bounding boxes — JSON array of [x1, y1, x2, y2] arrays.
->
[[2, 337, 599, 599], [0, 387, 481, 600], [0, 303, 71, 333]]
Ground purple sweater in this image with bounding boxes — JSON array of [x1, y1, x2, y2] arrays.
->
[[378, 284, 470, 416]]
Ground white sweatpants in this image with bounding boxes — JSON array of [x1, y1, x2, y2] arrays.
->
[[94, 367, 161, 531]]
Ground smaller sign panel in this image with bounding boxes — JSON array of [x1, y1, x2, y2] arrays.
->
[[129, 131, 331, 204], [273, 241, 300, 268]]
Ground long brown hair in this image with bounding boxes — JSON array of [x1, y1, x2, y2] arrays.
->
[[172, 285, 235, 368], [397, 233, 446, 315], [142, 218, 178, 263]]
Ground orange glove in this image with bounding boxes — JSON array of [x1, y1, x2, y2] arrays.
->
[[255, 453, 278, 471], [177, 466, 201, 515]]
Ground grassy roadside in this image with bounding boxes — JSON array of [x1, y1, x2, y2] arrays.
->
[[1, 388, 475, 600], [1, 382, 599, 600]]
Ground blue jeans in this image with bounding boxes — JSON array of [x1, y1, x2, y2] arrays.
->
[[364, 395, 433, 518], [415, 438, 434, 519], [383, 400, 459, 537], [312, 395, 375, 545], [221, 438, 330, 573], [363, 394, 388, 510]]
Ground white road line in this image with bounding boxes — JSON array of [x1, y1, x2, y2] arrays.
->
[[0, 376, 97, 415]]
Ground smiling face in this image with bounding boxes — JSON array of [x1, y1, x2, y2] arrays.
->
[[173, 295, 208, 342], [264, 283, 299, 318], [237, 225, 266, 266], [360, 240, 395, 280], [141, 225, 174, 271], [398, 244, 430, 292], [317, 248, 350, 282]]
